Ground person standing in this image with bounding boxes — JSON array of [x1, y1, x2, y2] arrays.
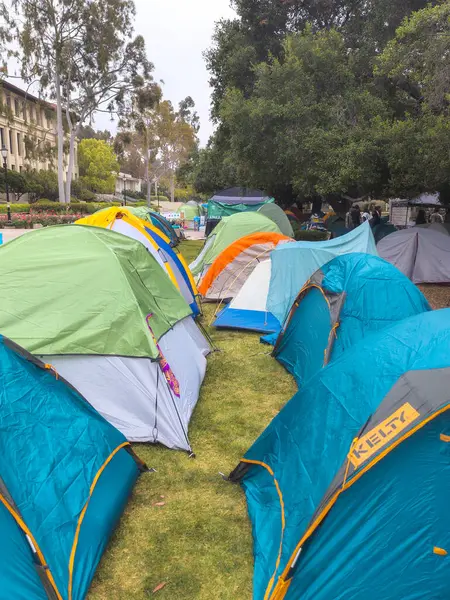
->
[[430, 207, 444, 224], [362, 209, 371, 223], [350, 204, 361, 228], [416, 209, 427, 225]]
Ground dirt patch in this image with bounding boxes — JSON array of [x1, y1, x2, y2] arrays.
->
[[419, 285, 450, 310]]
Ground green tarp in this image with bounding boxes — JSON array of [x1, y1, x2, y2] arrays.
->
[[207, 200, 274, 219], [0, 225, 191, 358]]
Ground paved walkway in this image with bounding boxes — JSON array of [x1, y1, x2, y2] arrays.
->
[[0, 229, 32, 244]]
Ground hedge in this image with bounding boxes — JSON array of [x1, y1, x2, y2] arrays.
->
[[295, 229, 331, 242], [0, 202, 122, 215]]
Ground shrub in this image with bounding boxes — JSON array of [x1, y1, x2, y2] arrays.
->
[[295, 229, 330, 242], [78, 188, 97, 202]]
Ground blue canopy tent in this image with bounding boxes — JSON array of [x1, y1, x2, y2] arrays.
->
[[0, 335, 145, 600], [231, 309, 450, 600], [206, 188, 274, 236]]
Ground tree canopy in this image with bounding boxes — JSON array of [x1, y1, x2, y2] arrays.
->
[[78, 139, 119, 194], [199, 0, 449, 207]]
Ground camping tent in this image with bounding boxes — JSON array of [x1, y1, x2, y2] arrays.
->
[[206, 188, 275, 235], [378, 227, 450, 284], [267, 222, 377, 329], [230, 308, 450, 600], [0, 334, 143, 600], [180, 202, 203, 226], [77, 207, 199, 315], [417, 222, 450, 236], [0, 226, 210, 452], [128, 206, 179, 246], [214, 259, 281, 333], [273, 253, 431, 387], [257, 204, 294, 237], [198, 232, 292, 301], [189, 212, 282, 278]]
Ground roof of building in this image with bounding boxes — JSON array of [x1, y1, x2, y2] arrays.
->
[[0, 79, 56, 111]]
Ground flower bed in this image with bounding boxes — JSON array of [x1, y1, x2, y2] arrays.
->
[[0, 213, 84, 229]]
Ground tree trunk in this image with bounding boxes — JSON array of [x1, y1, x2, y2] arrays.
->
[[145, 155, 151, 207], [65, 126, 77, 204], [54, 71, 66, 203], [170, 174, 175, 202]]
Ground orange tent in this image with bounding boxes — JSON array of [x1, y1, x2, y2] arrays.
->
[[198, 232, 292, 301]]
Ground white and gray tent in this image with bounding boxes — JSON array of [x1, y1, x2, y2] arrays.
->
[[378, 227, 450, 284]]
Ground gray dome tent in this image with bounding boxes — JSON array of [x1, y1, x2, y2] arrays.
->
[[378, 227, 450, 283]]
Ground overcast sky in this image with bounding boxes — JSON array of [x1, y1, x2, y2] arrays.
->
[[4, 0, 235, 145], [96, 0, 236, 146]]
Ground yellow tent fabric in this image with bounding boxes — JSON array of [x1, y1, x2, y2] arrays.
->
[[77, 208, 199, 311]]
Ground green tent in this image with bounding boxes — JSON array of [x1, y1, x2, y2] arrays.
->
[[189, 212, 282, 277], [0, 225, 210, 452], [258, 203, 294, 237], [180, 203, 202, 221], [0, 225, 189, 358]]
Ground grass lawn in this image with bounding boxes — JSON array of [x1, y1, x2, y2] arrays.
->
[[89, 240, 297, 600]]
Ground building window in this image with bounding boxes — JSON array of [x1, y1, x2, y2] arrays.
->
[[19, 165, 23, 173], [0, 128, 3, 147], [6, 96, 11, 110], [17, 133, 21, 156], [22, 103, 27, 120], [9, 130, 13, 154], [29, 105, 34, 121], [14, 98, 20, 117], [11, 164, 15, 170], [36, 108, 41, 126]]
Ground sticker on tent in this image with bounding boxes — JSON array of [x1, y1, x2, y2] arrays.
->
[[350, 403, 420, 468]]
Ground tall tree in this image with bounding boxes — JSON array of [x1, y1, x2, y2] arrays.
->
[[118, 93, 198, 203], [78, 138, 119, 194], [0, 0, 152, 203], [219, 28, 391, 205]]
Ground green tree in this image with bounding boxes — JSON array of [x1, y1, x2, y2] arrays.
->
[[377, 1, 450, 115], [219, 29, 391, 206], [78, 139, 119, 194], [0, 0, 152, 203]]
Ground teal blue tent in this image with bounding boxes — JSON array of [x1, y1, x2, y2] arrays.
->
[[273, 253, 431, 387], [231, 308, 450, 600], [0, 335, 145, 600], [267, 222, 377, 332]]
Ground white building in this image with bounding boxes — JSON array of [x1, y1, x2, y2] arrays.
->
[[115, 172, 142, 195], [0, 80, 78, 178]]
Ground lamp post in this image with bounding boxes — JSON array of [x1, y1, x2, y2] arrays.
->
[[1, 146, 10, 222], [123, 175, 127, 207]]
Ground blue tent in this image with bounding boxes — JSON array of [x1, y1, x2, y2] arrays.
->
[[267, 222, 377, 332], [230, 309, 450, 600], [273, 253, 431, 387], [142, 223, 200, 316], [0, 335, 144, 600], [128, 207, 179, 246]]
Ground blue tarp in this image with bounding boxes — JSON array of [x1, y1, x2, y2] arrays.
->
[[267, 222, 377, 327], [236, 309, 450, 600], [0, 336, 140, 600]]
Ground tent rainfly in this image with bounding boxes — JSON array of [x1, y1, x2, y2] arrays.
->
[[77, 207, 199, 315], [0, 334, 145, 600], [0, 226, 210, 452], [231, 308, 450, 600], [273, 253, 431, 387], [378, 227, 450, 284]]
